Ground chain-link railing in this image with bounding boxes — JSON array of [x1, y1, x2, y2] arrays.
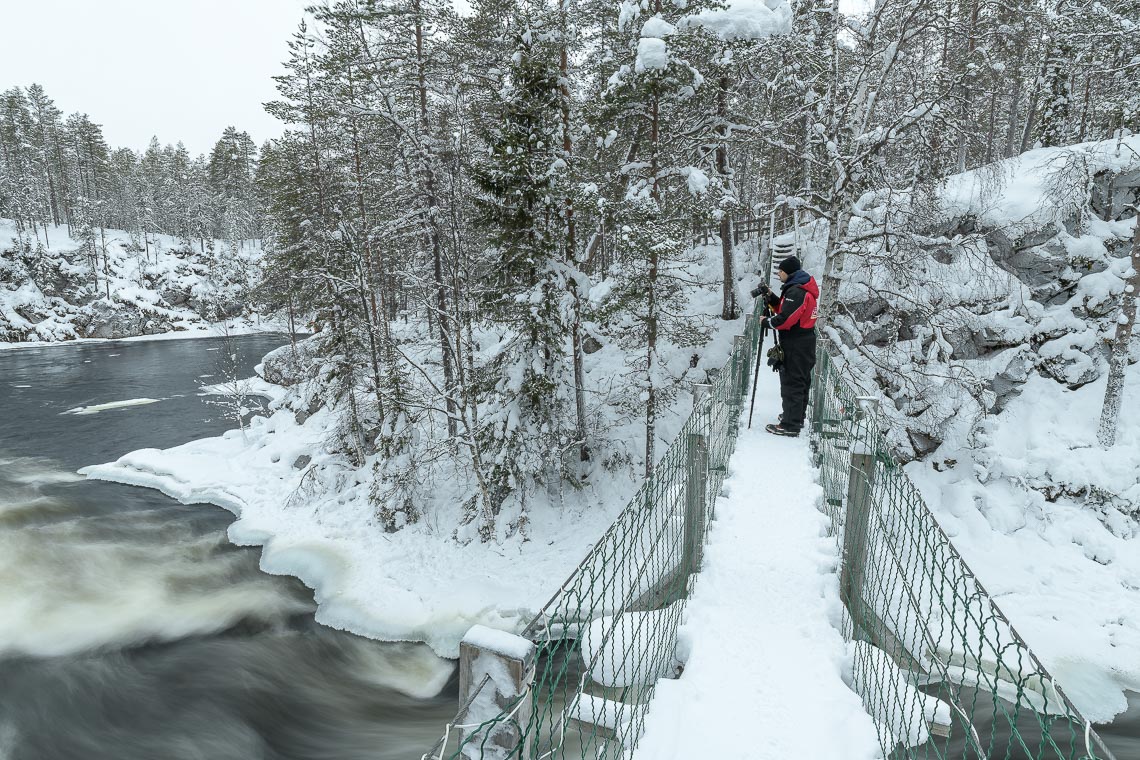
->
[[422, 293, 1117, 760], [810, 339, 1117, 760], [422, 300, 767, 760]]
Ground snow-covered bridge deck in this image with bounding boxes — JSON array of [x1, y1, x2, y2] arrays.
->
[[634, 371, 882, 759]]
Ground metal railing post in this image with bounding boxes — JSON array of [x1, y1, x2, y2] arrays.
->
[[742, 315, 756, 386], [682, 386, 710, 591], [731, 335, 746, 407], [811, 347, 830, 435], [840, 445, 876, 622]]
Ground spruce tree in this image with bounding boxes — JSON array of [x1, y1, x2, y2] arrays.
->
[[469, 14, 572, 538]]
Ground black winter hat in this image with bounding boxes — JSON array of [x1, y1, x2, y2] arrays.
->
[[778, 255, 802, 275]]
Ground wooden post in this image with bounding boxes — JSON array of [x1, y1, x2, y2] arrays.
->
[[840, 445, 876, 622], [458, 625, 536, 758]]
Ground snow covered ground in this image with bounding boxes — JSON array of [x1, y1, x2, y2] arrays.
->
[[80, 242, 764, 659], [909, 363, 1140, 723], [636, 378, 882, 759]]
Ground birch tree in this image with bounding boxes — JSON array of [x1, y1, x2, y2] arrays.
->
[[1097, 216, 1140, 448]]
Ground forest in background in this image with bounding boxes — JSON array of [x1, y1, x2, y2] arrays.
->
[[0, 85, 263, 264], [3, 0, 1138, 538]]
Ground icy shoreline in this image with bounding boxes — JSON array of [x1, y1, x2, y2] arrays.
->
[[74, 241, 753, 660], [0, 318, 293, 351], [78, 385, 676, 659]]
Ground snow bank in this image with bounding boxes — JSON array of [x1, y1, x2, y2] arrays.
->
[[79, 242, 757, 659], [0, 318, 291, 352], [79, 393, 699, 658], [939, 135, 1140, 233], [635, 389, 881, 759], [907, 363, 1140, 722], [198, 375, 289, 404]]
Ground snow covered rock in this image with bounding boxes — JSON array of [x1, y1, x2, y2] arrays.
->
[[1, 220, 264, 345], [832, 135, 1140, 460], [259, 339, 319, 387], [76, 299, 176, 339]]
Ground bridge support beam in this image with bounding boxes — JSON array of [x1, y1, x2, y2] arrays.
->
[[458, 625, 536, 759]]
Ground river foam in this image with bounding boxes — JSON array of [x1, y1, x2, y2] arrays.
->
[[0, 523, 317, 658], [0, 457, 316, 658]]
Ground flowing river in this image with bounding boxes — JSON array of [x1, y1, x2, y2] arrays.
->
[[1, 335, 1136, 760], [0, 335, 454, 760]]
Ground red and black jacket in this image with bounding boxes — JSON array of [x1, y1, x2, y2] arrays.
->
[[764, 270, 819, 336]]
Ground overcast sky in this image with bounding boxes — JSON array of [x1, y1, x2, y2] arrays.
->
[[2, 0, 312, 156], [4, 0, 866, 158]]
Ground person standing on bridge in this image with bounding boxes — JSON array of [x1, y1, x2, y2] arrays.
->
[[751, 255, 819, 437]]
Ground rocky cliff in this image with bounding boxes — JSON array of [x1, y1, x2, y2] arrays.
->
[[1, 221, 261, 343]]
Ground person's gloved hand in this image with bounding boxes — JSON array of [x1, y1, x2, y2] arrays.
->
[[766, 344, 784, 371], [760, 316, 770, 329]]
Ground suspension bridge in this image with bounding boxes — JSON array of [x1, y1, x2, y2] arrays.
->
[[420, 218, 1120, 760]]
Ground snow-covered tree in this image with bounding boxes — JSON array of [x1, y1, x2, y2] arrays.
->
[[1097, 217, 1140, 448]]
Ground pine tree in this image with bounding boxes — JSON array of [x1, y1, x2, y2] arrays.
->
[[595, 0, 720, 475]]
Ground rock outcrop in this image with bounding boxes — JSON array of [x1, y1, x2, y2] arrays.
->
[[830, 137, 1140, 460]]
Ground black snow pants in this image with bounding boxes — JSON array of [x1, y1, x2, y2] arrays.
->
[[778, 329, 817, 431]]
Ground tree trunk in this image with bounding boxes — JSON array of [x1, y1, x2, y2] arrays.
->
[[287, 293, 298, 358], [1019, 53, 1050, 153], [717, 72, 737, 321], [346, 64, 387, 416], [100, 226, 110, 300], [954, 0, 981, 172], [645, 91, 661, 478], [1097, 218, 1140, 448], [984, 87, 999, 164], [1077, 72, 1092, 143], [560, 17, 590, 463], [413, 4, 458, 439], [819, 200, 850, 322]]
